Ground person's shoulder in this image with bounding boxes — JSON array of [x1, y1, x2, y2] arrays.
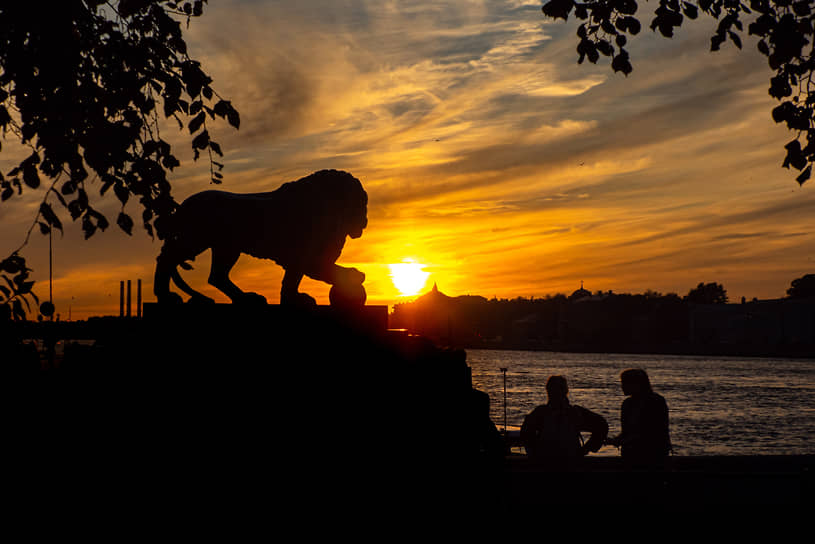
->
[[525, 404, 548, 418]]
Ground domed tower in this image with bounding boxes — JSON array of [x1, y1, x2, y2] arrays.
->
[[569, 280, 591, 301]]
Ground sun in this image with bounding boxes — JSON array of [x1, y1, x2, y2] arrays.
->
[[388, 260, 431, 297]]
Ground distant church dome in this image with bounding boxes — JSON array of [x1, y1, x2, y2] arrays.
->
[[570, 281, 591, 300], [417, 282, 451, 303]]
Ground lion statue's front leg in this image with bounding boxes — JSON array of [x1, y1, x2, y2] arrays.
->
[[280, 270, 316, 307]]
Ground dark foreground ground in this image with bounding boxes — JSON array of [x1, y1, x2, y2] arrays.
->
[[502, 454, 813, 511], [3, 304, 812, 520]]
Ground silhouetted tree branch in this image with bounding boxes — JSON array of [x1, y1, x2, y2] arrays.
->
[[541, 0, 815, 185], [0, 1, 239, 319]]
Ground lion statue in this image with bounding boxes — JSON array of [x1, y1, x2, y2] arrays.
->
[[153, 169, 368, 307]]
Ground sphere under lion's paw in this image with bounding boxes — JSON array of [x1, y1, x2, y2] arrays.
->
[[329, 282, 367, 309]]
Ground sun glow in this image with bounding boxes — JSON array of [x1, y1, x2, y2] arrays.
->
[[388, 260, 431, 297]]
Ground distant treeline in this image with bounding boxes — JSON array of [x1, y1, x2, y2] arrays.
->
[[390, 280, 815, 357]]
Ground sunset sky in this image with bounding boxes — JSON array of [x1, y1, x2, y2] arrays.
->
[[3, 0, 815, 320]]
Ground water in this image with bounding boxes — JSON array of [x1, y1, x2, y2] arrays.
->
[[466, 349, 815, 457]]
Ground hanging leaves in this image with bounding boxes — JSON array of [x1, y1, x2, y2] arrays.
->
[[541, 0, 815, 185], [0, 1, 240, 319], [0, 252, 38, 321]]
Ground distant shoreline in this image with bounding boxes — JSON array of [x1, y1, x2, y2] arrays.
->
[[436, 340, 815, 360], [390, 286, 815, 360]]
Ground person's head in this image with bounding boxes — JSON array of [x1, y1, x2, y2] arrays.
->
[[545, 375, 569, 404], [620, 368, 653, 396]]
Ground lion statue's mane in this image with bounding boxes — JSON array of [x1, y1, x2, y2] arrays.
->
[[153, 169, 368, 306]]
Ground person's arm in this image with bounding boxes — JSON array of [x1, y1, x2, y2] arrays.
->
[[610, 398, 632, 447], [576, 407, 608, 454], [519, 409, 539, 456]]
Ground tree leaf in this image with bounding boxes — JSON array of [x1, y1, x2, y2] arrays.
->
[[82, 215, 96, 239], [226, 107, 240, 130], [192, 129, 210, 150], [611, 48, 633, 76], [796, 165, 811, 185], [12, 298, 24, 320], [68, 199, 84, 220], [728, 30, 742, 49], [17, 280, 34, 294], [22, 164, 40, 189], [0, 106, 11, 128], [542, 0, 575, 20], [623, 16, 641, 35], [61, 180, 77, 195], [783, 139, 808, 170], [188, 110, 206, 134], [117, 212, 134, 235], [39, 203, 63, 232], [682, 2, 699, 19], [114, 184, 130, 205]]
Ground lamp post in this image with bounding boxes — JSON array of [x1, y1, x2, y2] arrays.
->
[[39, 227, 55, 320], [500, 367, 508, 432], [49, 226, 52, 313]]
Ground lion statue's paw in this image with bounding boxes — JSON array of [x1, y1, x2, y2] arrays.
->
[[187, 293, 215, 305], [339, 267, 365, 286], [234, 292, 268, 307], [281, 291, 317, 308]]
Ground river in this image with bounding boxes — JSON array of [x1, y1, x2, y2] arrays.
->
[[465, 349, 815, 456]]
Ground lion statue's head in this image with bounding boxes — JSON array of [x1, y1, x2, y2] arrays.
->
[[280, 169, 368, 241]]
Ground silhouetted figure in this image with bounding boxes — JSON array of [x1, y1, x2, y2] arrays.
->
[[153, 169, 368, 307], [468, 387, 505, 464], [520, 375, 608, 462], [607, 368, 672, 466]]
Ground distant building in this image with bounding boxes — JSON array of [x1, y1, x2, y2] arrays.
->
[[569, 281, 591, 301], [688, 297, 815, 353], [389, 283, 488, 346], [390, 282, 815, 356]]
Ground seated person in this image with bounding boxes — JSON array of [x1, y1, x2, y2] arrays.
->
[[520, 375, 608, 461], [606, 368, 672, 465]]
